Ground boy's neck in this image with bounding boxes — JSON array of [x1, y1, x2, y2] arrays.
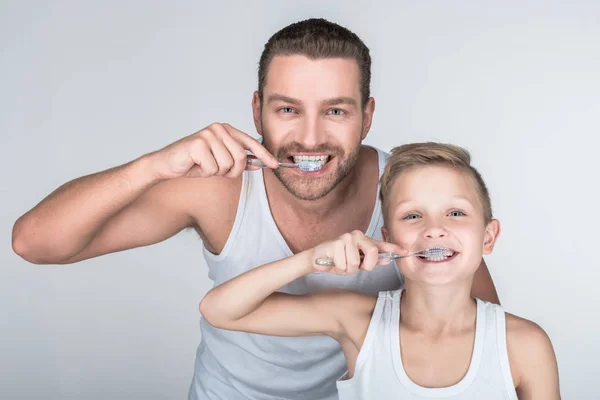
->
[[400, 280, 477, 336]]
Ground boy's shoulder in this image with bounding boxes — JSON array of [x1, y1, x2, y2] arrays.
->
[[504, 312, 558, 390], [505, 312, 553, 353]]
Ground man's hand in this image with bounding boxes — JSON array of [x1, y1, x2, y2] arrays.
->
[[150, 123, 279, 180]]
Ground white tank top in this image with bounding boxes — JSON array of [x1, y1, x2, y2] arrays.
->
[[336, 289, 518, 400], [189, 147, 405, 400]]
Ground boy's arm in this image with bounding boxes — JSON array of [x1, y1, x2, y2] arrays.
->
[[199, 250, 374, 339], [507, 314, 561, 399], [471, 259, 500, 304]]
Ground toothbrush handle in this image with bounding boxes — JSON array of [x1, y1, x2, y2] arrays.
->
[[246, 157, 297, 169], [314, 252, 400, 267], [246, 158, 268, 168]]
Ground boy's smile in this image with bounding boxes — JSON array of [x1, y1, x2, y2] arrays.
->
[[382, 165, 500, 286]]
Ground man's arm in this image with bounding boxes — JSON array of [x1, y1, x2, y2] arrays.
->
[[12, 123, 277, 265], [12, 155, 184, 264], [471, 259, 500, 304], [507, 314, 561, 399]]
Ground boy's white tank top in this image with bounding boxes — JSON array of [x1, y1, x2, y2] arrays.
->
[[189, 147, 405, 400], [336, 289, 519, 400]]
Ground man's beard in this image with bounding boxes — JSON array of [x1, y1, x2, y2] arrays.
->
[[262, 135, 362, 201]]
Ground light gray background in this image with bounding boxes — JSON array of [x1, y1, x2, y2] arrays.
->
[[2, 1, 599, 399]]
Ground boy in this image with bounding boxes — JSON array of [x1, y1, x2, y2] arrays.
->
[[199, 142, 560, 399]]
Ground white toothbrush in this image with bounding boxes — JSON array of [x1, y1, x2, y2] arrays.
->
[[246, 157, 323, 172], [314, 246, 454, 267]]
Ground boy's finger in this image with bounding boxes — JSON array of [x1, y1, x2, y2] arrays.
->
[[378, 240, 409, 257]]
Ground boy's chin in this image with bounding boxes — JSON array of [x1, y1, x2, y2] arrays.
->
[[401, 265, 476, 287]]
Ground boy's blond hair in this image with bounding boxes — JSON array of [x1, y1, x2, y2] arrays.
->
[[379, 142, 493, 224]]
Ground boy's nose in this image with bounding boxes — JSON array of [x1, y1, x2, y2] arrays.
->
[[424, 224, 447, 239]]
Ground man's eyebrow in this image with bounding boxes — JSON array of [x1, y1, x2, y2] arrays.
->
[[266, 94, 358, 107], [324, 97, 358, 106], [267, 94, 302, 105]]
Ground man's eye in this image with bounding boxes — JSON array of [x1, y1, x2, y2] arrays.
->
[[328, 109, 345, 115], [448, 210, 465, 217], [280, 107, 295, 113]]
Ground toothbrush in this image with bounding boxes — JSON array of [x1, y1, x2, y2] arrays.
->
[[314, 246, 454, 267], [246, 157, 323, 172]]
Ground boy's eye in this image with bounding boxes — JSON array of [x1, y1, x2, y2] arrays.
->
[[448, 210, 465, 217], [403, 213, 421, 220]]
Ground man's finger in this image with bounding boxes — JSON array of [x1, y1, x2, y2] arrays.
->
[[225, 125, 279, 169]]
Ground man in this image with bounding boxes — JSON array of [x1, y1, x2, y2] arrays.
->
[[12, 18, 499, 400]]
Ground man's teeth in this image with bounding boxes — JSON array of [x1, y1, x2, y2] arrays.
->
[[292, 155, 330, 165]]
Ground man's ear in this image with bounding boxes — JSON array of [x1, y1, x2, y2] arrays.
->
[[361, 97, 375, 140], [482, 219, 501, 255], [252, 91, 263, 136], [381, 226, 390, 242]]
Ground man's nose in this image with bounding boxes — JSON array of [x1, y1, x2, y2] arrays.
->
[[297, 116, 325, 148]]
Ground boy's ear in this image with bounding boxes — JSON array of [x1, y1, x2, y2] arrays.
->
[[482, 219, 501, 255], [381, 226, 390, 242]]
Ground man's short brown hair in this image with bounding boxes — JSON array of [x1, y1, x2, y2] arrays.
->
[[258, 18, 371, 107]]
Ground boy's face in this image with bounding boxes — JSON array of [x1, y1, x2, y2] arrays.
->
[[382, 165, 500, 286], [252, 54, 375, 200]]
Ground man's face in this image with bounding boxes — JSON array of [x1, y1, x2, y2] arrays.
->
[[253, 55, 373, 201], [383, 166, 500, 286]]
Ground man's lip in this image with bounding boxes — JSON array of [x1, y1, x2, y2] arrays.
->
[[289, 153, 332, 157]]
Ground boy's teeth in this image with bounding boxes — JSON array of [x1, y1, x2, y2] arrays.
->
[[420, 249, 455, 262]]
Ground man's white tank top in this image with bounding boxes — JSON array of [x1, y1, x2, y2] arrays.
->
[[189, 147, 404, 400], [336, 289, 518, 400]]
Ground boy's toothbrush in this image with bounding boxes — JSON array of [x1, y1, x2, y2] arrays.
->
[[314, 246, 454, 267]]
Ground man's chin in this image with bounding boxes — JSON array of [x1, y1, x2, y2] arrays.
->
[[278, 180, 337, 201]]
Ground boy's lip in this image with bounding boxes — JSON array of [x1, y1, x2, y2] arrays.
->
[[418, 245, 458, 254], [417, 251, 459, 264], [414, 246, 459, 264]]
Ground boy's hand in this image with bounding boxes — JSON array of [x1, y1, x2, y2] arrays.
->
[[310, 230, 407, 275]]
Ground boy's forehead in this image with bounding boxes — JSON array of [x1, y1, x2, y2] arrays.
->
[[389, 166, 481, 204]]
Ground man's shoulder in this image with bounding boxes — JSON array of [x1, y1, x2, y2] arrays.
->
[[159, 174, 243, 207], [157, 174, 243, 231], [362, 144, 390, 158]]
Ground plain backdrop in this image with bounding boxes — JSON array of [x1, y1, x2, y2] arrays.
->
[[2, 1, 599, 399]]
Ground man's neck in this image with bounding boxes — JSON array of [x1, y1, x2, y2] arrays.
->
[[400, 279, 477, 337], [262, 145, 379, 254]]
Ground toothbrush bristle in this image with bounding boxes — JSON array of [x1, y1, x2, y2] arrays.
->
[[297, 160, 323, 172], [420, 246, 454, 261]]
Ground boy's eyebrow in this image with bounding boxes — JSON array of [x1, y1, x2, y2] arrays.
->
[[390, 196, 476, 214]]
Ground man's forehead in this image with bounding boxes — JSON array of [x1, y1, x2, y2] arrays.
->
[[264, 55, 361, 92]]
